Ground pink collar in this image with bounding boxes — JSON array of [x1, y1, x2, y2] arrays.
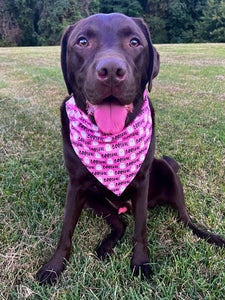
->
[[65, 91, 152, 196]]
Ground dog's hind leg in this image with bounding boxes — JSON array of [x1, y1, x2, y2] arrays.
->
[[85, 192, 126, 260], [148, 157, 225, 248]]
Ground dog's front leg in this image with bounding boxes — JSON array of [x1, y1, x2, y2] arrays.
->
[[131, 172, 152, 279], [37, 179, 85, 285]]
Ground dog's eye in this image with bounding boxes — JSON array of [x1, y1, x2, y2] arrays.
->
[[129, 38, 140, 47], [78, 37, 89, 47]]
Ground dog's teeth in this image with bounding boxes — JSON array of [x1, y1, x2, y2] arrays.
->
[[86, 100, 95, 115], [125, 103, 134, 113]]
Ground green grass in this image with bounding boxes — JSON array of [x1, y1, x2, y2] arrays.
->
[[1, 44, 225, 299]]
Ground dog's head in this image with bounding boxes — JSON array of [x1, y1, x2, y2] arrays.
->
[[61, 13, 159, 134]]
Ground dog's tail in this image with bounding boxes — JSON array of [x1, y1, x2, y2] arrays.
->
[[186, 221, 225, 248], [162, 155, 225, 248]]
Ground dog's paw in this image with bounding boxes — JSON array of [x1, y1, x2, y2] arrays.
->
[[96, 244, 112, 261], [36, 261, 65, 285], [131, 261, 153, 280]]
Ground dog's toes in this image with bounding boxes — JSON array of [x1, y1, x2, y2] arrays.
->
[[36, 268, 57, 285], [96, 245, 111, 261], [36, 262, 64, 285], [131, 261, 153, 280]]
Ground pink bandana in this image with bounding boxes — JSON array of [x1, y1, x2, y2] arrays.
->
[[65, 91, 152, 196]]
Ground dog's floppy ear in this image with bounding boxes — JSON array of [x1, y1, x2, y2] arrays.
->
[[61, 23, 77, 95], [132, 18, 160, 92]]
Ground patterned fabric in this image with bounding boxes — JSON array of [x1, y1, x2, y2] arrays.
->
[[65, 91, 152, 196]]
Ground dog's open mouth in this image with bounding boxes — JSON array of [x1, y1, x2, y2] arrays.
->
[[86, 96, 133, 134]]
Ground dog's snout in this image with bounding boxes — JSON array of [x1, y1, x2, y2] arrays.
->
[[96, 58, 126, 83]]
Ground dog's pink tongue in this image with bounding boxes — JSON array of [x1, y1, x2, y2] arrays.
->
[[94, 102, 128, 134]]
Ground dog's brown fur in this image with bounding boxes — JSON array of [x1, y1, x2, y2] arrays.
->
[[37, 13, 224, 285]]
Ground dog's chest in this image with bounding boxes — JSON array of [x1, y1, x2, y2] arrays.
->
[[65, 92, 152, 196]]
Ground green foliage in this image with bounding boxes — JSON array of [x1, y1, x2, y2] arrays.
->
[[144, 0, 168, 43], [36, 0, 83, 46], [165, 0, 207, 43], [99, 0, 143, 17], [195, 0, 225, 42], [4, 0, 37, 45], [145, 15, 168, 44], [0, 0, 225, 45]]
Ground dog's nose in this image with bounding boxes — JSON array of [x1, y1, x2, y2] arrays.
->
[[96, 58, 126, 83]]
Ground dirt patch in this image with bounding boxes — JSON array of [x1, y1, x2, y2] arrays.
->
[[215, 75, 225, 81]]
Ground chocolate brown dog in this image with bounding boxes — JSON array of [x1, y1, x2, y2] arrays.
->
[[37, 13, 224, 285]]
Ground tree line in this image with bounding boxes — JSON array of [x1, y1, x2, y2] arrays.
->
[[0, 0, 225, 46]]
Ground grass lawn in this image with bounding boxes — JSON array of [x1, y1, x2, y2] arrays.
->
[[0, 44, 225, 299]]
